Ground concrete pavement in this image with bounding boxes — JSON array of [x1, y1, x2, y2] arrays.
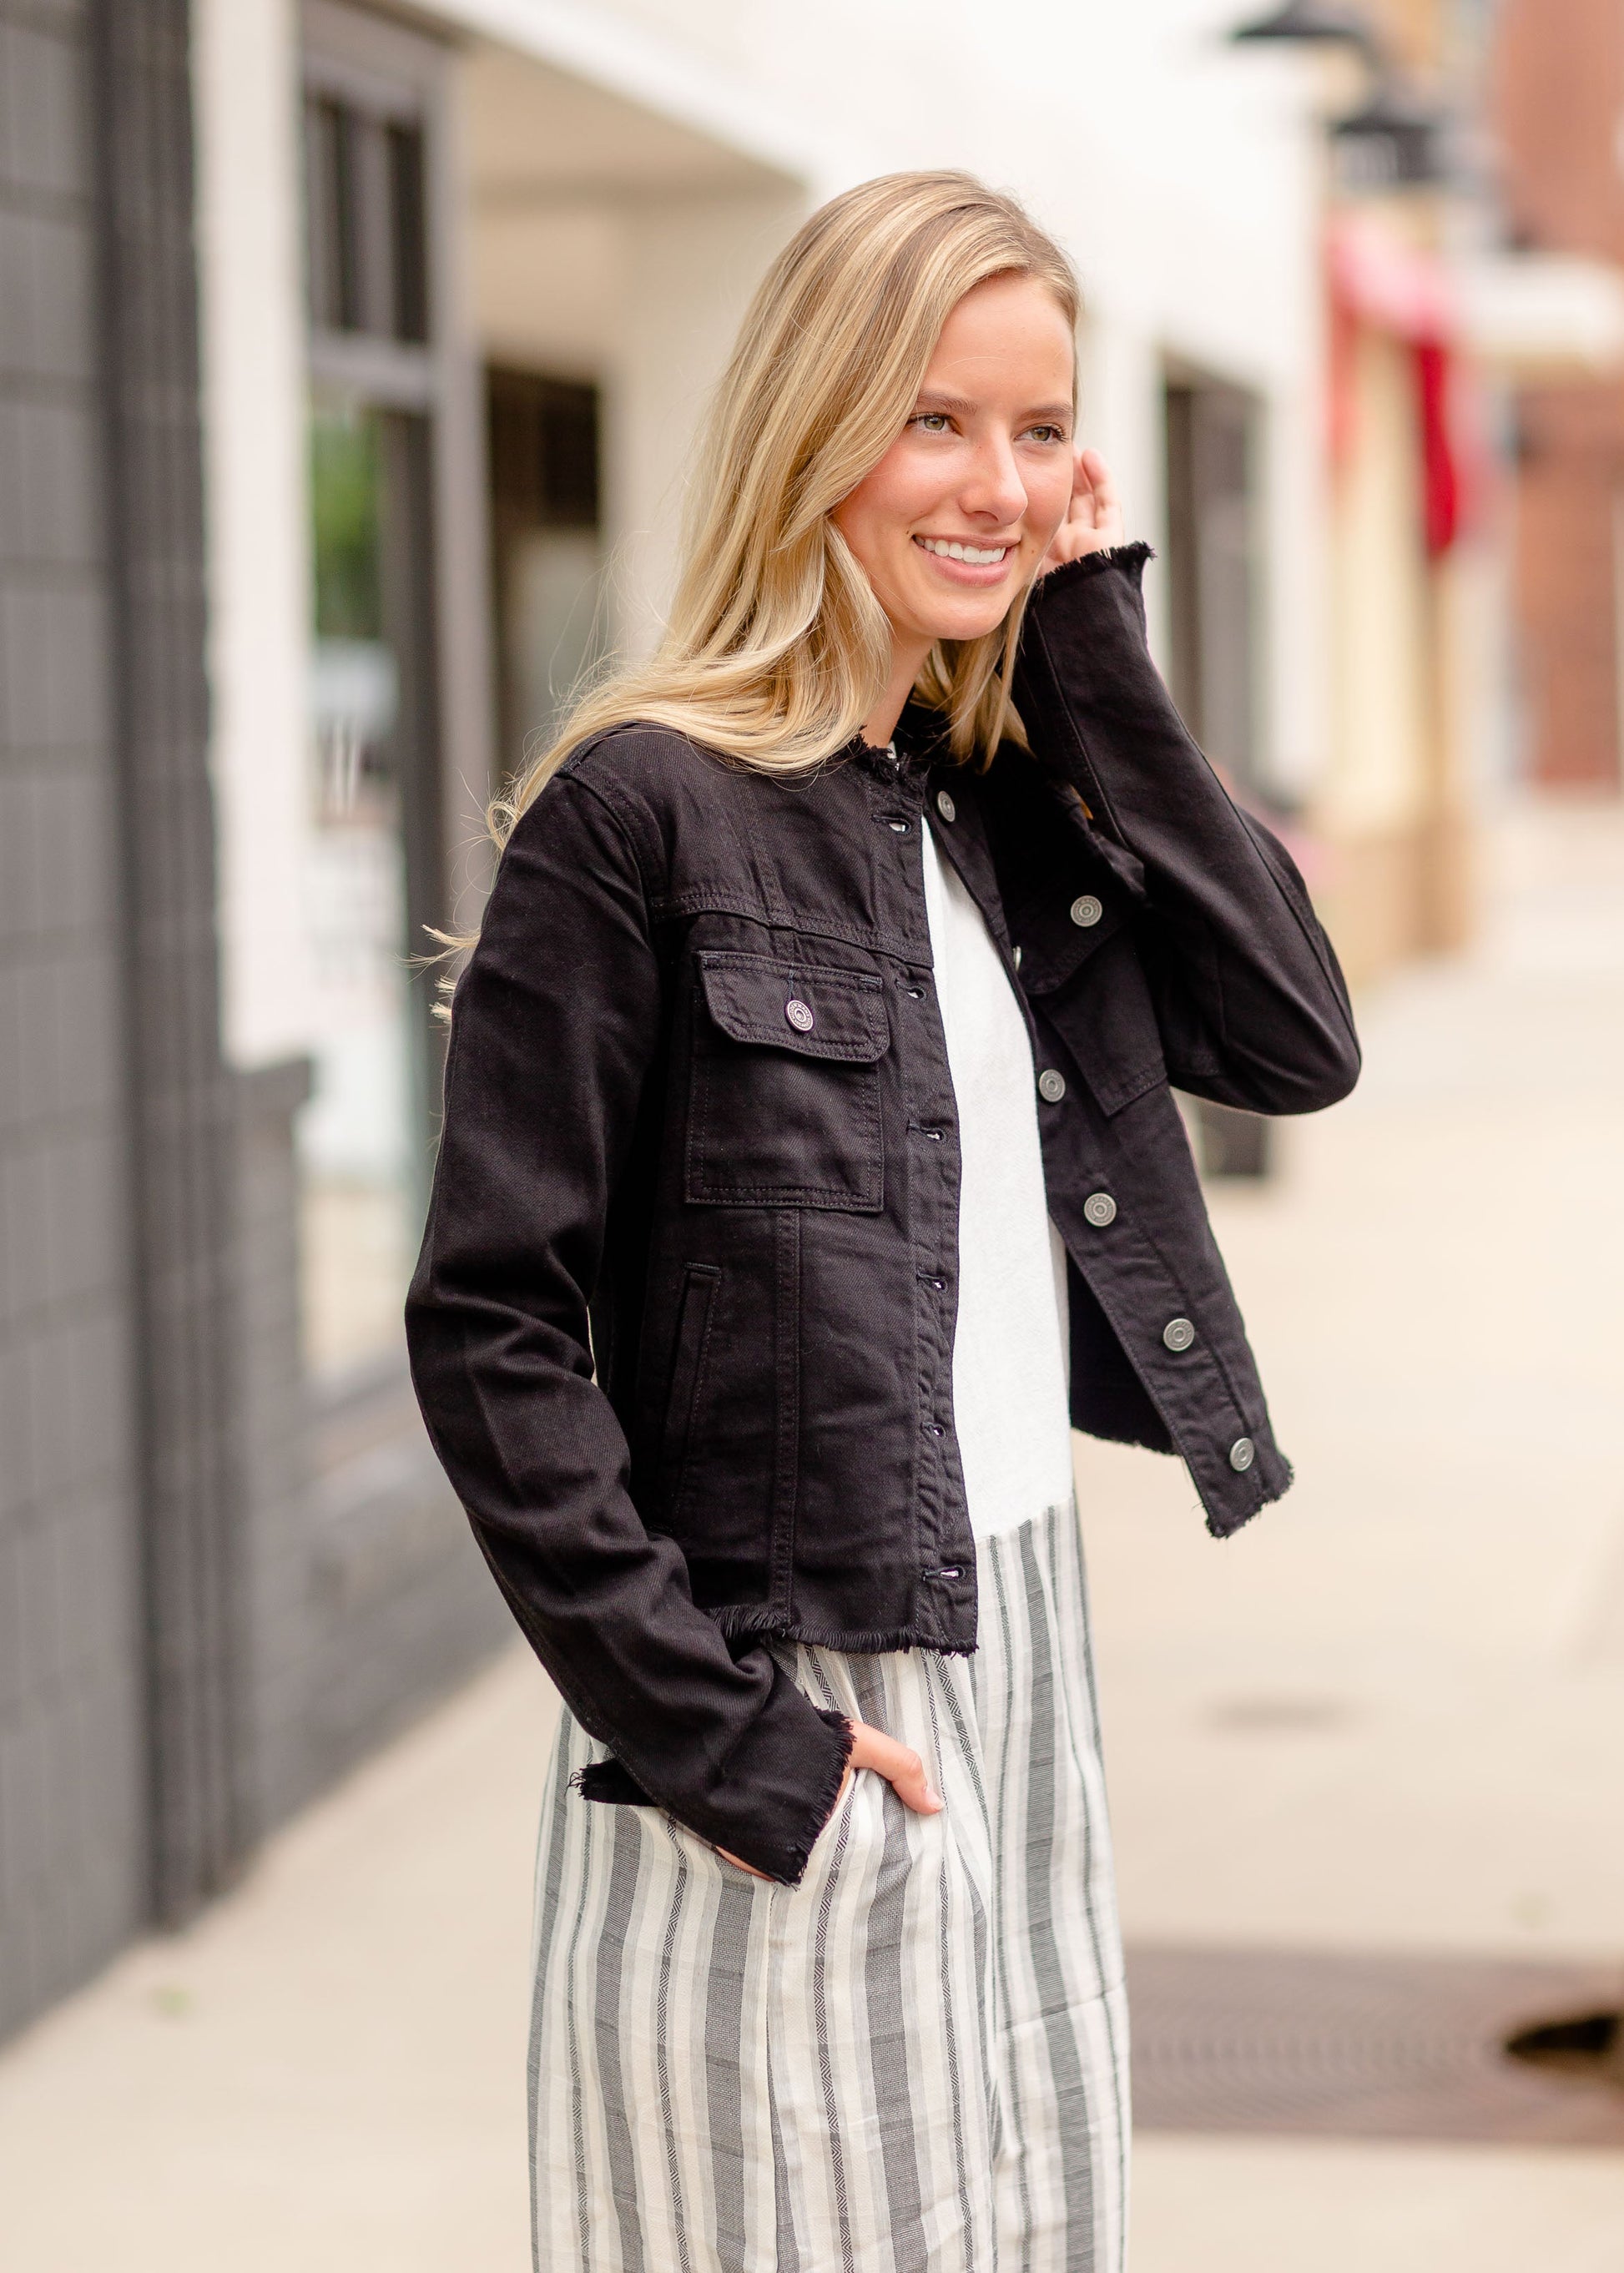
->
[[3, 798, 1624, 2269]]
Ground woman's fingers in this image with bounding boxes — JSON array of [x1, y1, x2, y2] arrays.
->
[[848, 1720, 944, 1813], [716, 1847, 772, 1878], [713, 1720, 941, 1877], [1079, 448, 1125, 543], [1039, 449, 1126, 574]]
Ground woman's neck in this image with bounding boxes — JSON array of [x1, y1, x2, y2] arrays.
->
[[862, 632, 932, 751]]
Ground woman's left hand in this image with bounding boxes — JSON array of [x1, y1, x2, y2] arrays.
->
[[1039, 447, 1126, 576]]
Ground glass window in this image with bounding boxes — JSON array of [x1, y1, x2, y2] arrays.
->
[[300, 401, 420, 1378]]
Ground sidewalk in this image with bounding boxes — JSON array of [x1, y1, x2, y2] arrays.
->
[[3, 799, 1624, 2270]]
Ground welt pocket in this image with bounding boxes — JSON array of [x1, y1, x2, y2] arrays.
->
[[661, 1262, 719, 1519], [686, 950, 887, 1210]]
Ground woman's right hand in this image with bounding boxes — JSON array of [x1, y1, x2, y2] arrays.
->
[[718, 1720, 943, 1878]]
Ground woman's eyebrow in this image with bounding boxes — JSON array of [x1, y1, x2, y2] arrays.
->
[[914, 390, 1073, 424]]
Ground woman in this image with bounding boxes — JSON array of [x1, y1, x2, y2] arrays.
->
[[407, 173, 1358, 2273]]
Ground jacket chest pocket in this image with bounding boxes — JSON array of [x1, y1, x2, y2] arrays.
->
[[685, 950, 889, 1209]]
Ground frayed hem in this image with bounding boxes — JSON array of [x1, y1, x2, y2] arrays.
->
[[780, 1709, 856, 1888], [708, 1603, 978, 1657], [1205, 1458, 1294, 1540], [1040, 540, 1156, 591]]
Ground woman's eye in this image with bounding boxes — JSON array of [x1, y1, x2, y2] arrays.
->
[[912, 412, 951, 434], [1026, 424, 1067, 445]]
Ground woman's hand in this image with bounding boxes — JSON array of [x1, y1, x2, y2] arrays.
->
[[1039, 446, 1126, 576], [717, 1720, 944, 1879]]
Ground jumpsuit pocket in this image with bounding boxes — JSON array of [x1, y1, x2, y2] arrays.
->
[[685, 950, 889, 1209]]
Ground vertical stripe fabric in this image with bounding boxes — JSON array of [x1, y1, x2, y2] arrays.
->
[[529, 1499, 1128, 2273]]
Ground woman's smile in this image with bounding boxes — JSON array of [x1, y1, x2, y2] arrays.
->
[[912, 532, 1015, 580]]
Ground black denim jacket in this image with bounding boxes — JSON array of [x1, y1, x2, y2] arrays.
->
[[406, 545, 1360, 1883]]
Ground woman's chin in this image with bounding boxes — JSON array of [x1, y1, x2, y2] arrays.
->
[[915, 601, 1018, 647]]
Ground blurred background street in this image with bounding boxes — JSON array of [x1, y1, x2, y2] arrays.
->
[[7, 0, 1624, 2263]]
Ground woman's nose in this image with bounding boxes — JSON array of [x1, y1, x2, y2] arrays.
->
[[960, 436, 1026, 527]]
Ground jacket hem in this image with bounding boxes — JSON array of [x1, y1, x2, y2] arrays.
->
[[709, 1601, 977, 1656]]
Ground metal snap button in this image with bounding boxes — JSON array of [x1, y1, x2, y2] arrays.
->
[[1037, 1068, 1067, 1104], [886, 819, 910, 834], [1070, 894, 1103, 929], [1013, 945, 1024, 969], [1228, 1436, 1256, 1474], [1083, 1192, 1117, 1227], [936, 789, 956, 823], [1163, 1317, 1196, 1353], [784, 998, 815, 1033]]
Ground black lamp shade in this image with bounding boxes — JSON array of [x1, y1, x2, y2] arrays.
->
[[1332, 80, 1452, 189], [1231, 2, 1375, 48]]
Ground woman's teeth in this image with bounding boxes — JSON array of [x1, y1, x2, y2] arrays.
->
[[916, 537, 1008, 565]]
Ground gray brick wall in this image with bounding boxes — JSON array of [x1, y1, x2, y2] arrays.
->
[[0, 0, 148, 2037], [0, 0, 509, 2044]]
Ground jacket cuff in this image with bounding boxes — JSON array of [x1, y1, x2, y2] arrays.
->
[[574, 1681, 855, 1888], [1032, 539, 1154, 607]]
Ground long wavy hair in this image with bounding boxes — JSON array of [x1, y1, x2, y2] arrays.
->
[[492, 170, 1079, 845]]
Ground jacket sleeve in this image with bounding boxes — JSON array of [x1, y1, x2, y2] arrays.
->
[[1013, 543, 1361, 1114], [405, 764, 852, 1886]]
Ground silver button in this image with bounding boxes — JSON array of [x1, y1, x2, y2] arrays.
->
[[936, 789, 956, 823], [1070, 895, 1103, 929], [1012, 945, 1023, 970], [1163, 1317, 1195, 1353], [1083, 1192, 1117, 1228], [784, 998, 815, 1033], [1228, 1436, 1255, 1474], [1037, 1069, 1067, 1104]]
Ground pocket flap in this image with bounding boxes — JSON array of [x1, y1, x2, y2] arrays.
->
[[697, 952, 890, 1062], [1014, 895, 1124, 997]]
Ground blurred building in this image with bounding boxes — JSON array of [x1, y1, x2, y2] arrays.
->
[[1, 0, 1578, 2038], [1490, 0, 1624, 793]]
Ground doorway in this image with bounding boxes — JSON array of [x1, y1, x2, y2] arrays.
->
[[487, 368, 606, 784]]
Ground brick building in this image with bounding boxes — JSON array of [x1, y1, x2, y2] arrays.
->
[[1492, 0, 1624, 792]]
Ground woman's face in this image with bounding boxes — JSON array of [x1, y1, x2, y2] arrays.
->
[[832, 273, 1077, 657]]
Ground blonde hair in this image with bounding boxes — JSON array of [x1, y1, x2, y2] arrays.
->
[[497, 170, 1078, 842]]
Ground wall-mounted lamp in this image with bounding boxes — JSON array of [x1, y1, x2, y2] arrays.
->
[[1331, 80, 1453, 191], [1232, 8, 1452, 194], [1229, 3, 1376, 54]]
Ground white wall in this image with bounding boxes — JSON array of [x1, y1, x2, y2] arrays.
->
[[194, 0, 316, 1068]]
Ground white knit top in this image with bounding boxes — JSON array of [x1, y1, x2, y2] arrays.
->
[[919, 817, 1075, 1540]]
